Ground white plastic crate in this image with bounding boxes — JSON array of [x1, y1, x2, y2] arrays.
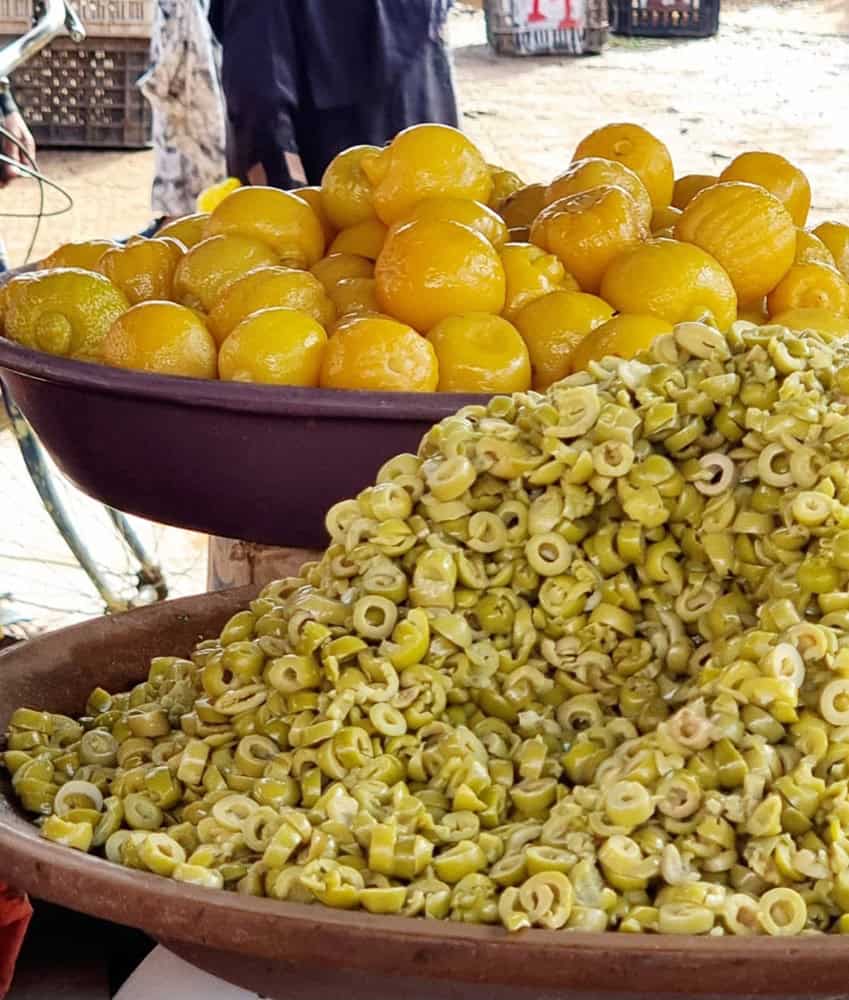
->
[[73, 0, 154, 38], [484, 0, 608, 54], [0, 0, 32, 36], [0, 0, 153, 39]]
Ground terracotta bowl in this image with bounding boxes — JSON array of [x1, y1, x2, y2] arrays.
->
[[0, 337, 485, 548], [0, 589, 846, 1000]]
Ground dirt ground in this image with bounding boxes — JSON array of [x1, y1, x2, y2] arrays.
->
[[0, 0, 848, 630], [1, 0, 847, 266]]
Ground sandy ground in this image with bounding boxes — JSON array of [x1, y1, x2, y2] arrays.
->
[[0, 0, 847, 630]]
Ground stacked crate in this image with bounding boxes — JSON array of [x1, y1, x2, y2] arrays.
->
[[1, 0, 154, 149]]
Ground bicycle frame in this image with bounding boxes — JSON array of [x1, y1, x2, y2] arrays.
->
[[0, 2, 169, 615]]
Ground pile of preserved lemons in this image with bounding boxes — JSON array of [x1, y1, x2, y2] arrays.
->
[[2, 121, 848, 392], [9, 317, 849, 937]]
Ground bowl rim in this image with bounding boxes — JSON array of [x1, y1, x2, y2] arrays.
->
[[0, 335, 489, 419], [1, 589, 849, 996]]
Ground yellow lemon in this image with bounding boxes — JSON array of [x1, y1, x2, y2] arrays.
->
[[292, 186, 338, 246], [206, 186, 325, 268], [813, 222, 849, 281], [737, 299, 769, 324], [513, 289, 614, 390], [320, 314, 438, 392], [488, 164, 525, 211], [427, 313, 531, 393], [545, 157, 652, 230], [600, 238, 737, 330], [196, 177, 241, 214], [102, 301, 217, 378], [99, 238, 184, 305], [157, 213, 210, 249], [794, 229, 836, 268], [499, 183, 547, 229], [500, 242, 577, 321], [320, 145, 381, 230], [310, 253, 374, 293], [207, 266, 335, 345], [573, 123, 674, 208], [720, 152, 811, 227], [218, 308, 327, 385], [672, 174, 717, 210], [651, 205, 682, 233], [675, 181, 796, 304], [361, 123, 492, 224], [530, 185, 648, 293], [39, 239, 117, 272], [327, 277, 381, 320], [4, 268, 129, 360], [568, 313, 675, 372], [173, 235, 279, 311], [398, 196, 509, 250], [375, 219, 506, 331], [766, 262, 849, 319], [329, 219, 389, 260]]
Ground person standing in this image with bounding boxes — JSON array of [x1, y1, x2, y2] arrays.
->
[[139, 0, 228, 225], [208, 0, 458, 189]]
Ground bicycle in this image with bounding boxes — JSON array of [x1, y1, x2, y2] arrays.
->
[[0, 0, 170, 632]]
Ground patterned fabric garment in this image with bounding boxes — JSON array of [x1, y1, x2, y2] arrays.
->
[[138, 0, 227, 217]]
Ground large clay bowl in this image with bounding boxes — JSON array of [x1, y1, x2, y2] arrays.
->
[[0, 589, 847, 1000], [0, 337, 484, 548]]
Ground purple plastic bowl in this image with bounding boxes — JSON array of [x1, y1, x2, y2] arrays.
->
[[0, 337, 486, 547]]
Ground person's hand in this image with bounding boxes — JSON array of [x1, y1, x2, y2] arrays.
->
[[0, 110, 36, 186]]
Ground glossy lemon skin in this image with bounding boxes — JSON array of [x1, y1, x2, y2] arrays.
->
[[361, 124, 492, 224], [675, 181, 796, 305], [500, 242, 576, 321], [208, 266, 335, 345], [651, 205, 682, 233], [375, 219, 506, 332], [173, 235, 279, 312], [813, 222, 849, 281], [568, 313, 674, 373], [329, 219, 389, 260], [545, 157, 652, 230], [573, 123, 674, 208], [530, 185, 648, 294], [398, 197, 509, 250], [196, 177, 241, 213], [720, 151, 811, 227], [218, 308, 328, 385], [4, 268, 129, 361], [499, 183, 547, 229], [769, 307, 849, 340], [766, 262, 849, 319], [320, 315, 438, 392], [310, 253, 374, 293], [737, 298, 769, 324], [427, 313, 531, 393], [206, 186, 325, 268], [600, 238, 737, 331], [487, 164, 525, 211], [513, 289, 614, 390], [39, 239, 117, 272], [320, 145, 381, 230], [327, 277, 381, 320], [157, 213, 210, 249], [102, 301, 218, 378], [99, 238, 184, 305], [671, 174, 717, 210], [794, 229, 835, 268], [293, 186, 338, 246]]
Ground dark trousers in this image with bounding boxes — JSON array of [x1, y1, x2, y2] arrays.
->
[[226, 37, 459, 190]]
